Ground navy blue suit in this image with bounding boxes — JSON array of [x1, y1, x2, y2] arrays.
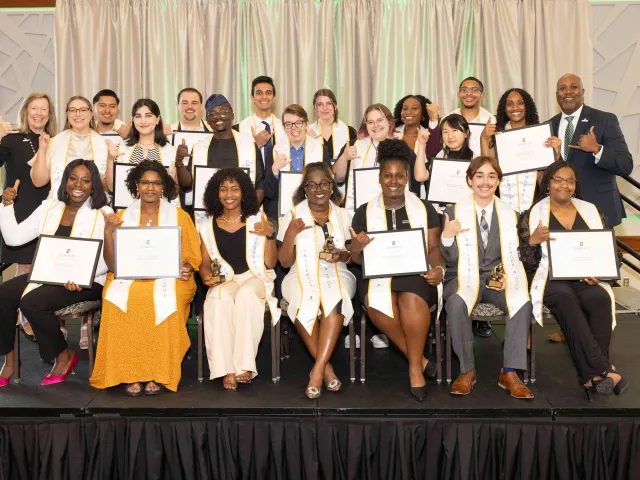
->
[[550, 105, 633, 227]]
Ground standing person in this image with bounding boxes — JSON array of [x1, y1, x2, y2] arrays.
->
[[307, 89, 357, 164], [93, 89, 129, 138], [393, 94, 442, 159], [437, 114, 474, 160], [550, 73, 633, 227], [169, 88, 211, 134], [447, 77, 495, 124], [440, 156, 534, 399]]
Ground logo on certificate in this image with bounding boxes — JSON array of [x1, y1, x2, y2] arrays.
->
[[66, 249, 70, 254], [146, 239, 150, 245]]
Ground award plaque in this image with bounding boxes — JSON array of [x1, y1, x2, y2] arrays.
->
[[486, 264, 506, 290]]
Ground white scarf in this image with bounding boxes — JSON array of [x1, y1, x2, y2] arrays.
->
[[273, 135, 323, 171], [48, 129, 108, 197], [309, 120, 350, 160], [197, 213, 280, 324], [22, 199, 108, 297], [239, 114, 286, 148], [529, 197, 616, 328], [454, 194, 529, 316], [292, 200, 353, 333], [104, 199, 178, 325], [365, 192, 443, 320], [498, 124, 537, 213], [191, 130, 257, 184], [345, 138, 378, 211]]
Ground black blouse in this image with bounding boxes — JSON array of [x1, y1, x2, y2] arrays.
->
[[213, 221, 249, 274]]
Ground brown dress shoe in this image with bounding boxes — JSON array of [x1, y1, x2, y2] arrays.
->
[[498, 371, 534, 399], [548, 330, 566, 343], [451, 370, 477, 396]]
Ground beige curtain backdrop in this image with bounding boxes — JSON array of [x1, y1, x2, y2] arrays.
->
[[55, 0, 592, 129]]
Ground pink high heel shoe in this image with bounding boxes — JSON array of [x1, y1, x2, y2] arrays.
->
[[0, 361, 21, 388], [41, 353, 78, 386]]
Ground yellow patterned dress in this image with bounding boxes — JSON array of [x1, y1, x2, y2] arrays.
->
[[90, 208, 202, 391]]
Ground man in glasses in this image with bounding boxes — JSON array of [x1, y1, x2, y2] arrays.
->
[[93, 89, 129, 138], [448, 77, 495, 124]]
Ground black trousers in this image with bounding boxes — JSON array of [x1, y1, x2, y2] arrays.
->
[[0, 274, 102, 361], [543, 280, 612, 384]]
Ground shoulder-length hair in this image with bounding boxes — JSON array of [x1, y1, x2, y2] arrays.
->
[[57, 159, 108, 209], [393, 94, 432, 129], [533, 160, 582, 205], [491, 88, 540, 149], [63, 96, 96, 131], [125, 159, 178, 200], [18, 93, 57, 136], [440, 113, 473, 159], [291, 162, 342, 206], [126, 98, 168, 147], [357, 103, 394, 139], [312, 89, 339, 124], [202, 168, 259, 221]]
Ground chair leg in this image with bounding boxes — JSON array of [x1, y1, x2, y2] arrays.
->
[[275, 320, 281, 382], [530, 320, 536, 383], [13, 325, 20, 383], [435, 315, 442, 385], [446, 320, 452, 385], [271, 319, 278, 383], [349, 318, 355, 382], [197, 313, 204, 383], [86, 312, 95, 378], [360, 310, 366, 383]]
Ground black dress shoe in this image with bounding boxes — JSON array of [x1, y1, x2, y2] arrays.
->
[[475, 321, 492, 337], [410, 385, 427, 402], [424, 359, 437, 379]]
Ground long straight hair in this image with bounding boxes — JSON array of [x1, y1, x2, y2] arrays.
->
[[126, 98, 168, 147], [63, 96, 96, 131], [18, 93, 57, 136]]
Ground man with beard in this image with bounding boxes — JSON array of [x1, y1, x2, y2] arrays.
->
[[93, 89, 129, 138]]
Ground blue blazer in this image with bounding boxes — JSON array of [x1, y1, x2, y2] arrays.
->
[[550, 105, 633, 227]]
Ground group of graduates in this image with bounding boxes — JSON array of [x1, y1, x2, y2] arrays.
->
[[0, 72, 633, 401]]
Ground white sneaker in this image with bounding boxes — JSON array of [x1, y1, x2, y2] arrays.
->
[[370, 334, 389, 349], [344, 334, 361, 349]]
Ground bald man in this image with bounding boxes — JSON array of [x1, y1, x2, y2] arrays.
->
[[550, 74, 633, 227]]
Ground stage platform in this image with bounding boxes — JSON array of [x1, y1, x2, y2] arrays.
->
[[2, 315, 640, 479]]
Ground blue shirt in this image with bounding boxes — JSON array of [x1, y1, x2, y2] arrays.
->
[[290, 143, 305, 172]]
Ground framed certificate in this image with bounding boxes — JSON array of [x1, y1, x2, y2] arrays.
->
[[112, 163, 136, 210], [548, 229, 620, 281], [278, 171, 302, 217], [427, 158, 471, 204], [170, 130, 213, 151], [114, 226, 182, 279], [494, 122, 555, 175], [362, 229, 428, 279], [193, 166, 250, 211], [28, 235, 103, 288], [99, 132, 121, 139], [353, 167, 382, 210], [468, 123, 485, 158]]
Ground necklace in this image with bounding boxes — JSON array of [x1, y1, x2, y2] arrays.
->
[[384, 203, 405, 231], [24, 134, 37, 156], [221, 215, 242, 223]]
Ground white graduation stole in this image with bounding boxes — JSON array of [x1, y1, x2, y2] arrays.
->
[[273, 135, 323, 171], [191, 131, 257, 184], [500, 173, 537, 213], [197, 213, 280, 324], [393, 124, 427, 155], [454, 194, 529, 317], [21, 199, 103, 298], [529, 197, 616, 328], [104, 199, 178, 325], [49, 129, 108, 197], [292, 200, 353, 333], [239, 114, 285, 148], [309, 120, 350, 160], [365, 192, 443, 320], [345, 138, 378, 211]]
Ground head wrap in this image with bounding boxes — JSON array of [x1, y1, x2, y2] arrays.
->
[[205, 94, 232, 113]]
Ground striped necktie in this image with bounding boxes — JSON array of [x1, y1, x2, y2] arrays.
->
[[563, 115, 574, 160], [480, 209, 489, 248]]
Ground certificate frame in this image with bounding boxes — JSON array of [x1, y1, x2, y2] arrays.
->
[[467, 122, 485, 158], [28, 235, 103, 289], [114, 226, 182, 280], [170, 130, 213, 149], [278, 171, 303, 217], [112, 162, 136, 210], [193, 166, 250, 211], [426, 158, 471, 204], [362, 228, 428, 279], [494, 122, 555, 175], [353, 167, 382, 211], [547, 229, 620, 281]]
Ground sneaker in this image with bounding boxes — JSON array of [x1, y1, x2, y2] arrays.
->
[[370, 334, 389, 349], [344, 334, 361, 349]]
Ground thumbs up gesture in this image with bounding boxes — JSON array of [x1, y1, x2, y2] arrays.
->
[[117, 120, 131, 139], [480, 117, 497, 141], [271, 152, 291, 174], [105, 139, 123, 160], [2, 179, 20, 206], [569, 126, 600, 154], [176, 138, 190, 166]]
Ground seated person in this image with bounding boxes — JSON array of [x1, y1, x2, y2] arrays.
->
[[0, 159, 111, 386], [440, 156, 533, 399]]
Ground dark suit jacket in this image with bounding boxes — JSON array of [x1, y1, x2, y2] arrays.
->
[[550, 105, 633, 227]]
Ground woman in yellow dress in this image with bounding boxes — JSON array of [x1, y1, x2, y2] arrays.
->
[[90, 159, 201, 395]]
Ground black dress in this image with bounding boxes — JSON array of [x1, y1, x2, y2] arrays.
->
[[0, 132, 51, 263], [213, 221, 249, 274], [351, 199, 439, 307]]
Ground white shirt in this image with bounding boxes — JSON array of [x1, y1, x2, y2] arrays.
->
[[171, 120, 209, 132], [559, 105, 603, 163], [446, 107, 495, 124], [441, 197, 495, 247]]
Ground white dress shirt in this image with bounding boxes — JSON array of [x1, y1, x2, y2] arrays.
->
[[559, 105, 603, 163]]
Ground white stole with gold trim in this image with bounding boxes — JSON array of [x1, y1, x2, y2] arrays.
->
[[345, 138, 378, 211], [192, 130, 257, 184], [309, 120, 350, 160], [273, 135, 323, 171]]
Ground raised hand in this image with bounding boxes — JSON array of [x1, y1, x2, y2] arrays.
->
[[105, 139, 123, 160], [480, 117, 497, 141], [442, 212, 469, 239], [344, 145, 360, 161], [64, 281, 83, 292], [117, 120, 131, 139], [417, 129, 430, 146], [569, 126, 599, 154], [426, 102, 442, 122], [2, 179, 20, 206], [528, 220, 554, 246], [101, 209, 123, 233], [250, 212, 275, 238], [38, 133, 51, 151], [348, 226, 374, 254], [176, 138, 190, 165], [307, 127, 321, 139], [271, 152, 291, 174], [544, 136, 562, 160], [163, 123, 175, 136], [0, 116, 18, 139], [284, 217, 312, 239], [251, 125, 273, 148]]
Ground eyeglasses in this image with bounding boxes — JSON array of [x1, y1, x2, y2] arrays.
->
[[365, 118, 388, 127], [459, 87, 482, 94], [550, 176, 576, 186], [284, 120, 306, 130], [139, 180, 163, 187], [67, 107, 91, 115], [207, 108, 232, 117], [304, 180, 333, 191]]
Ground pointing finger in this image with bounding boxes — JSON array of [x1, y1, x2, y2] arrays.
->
[[13, 179, 20, 190], [349, 226, 357, 237]]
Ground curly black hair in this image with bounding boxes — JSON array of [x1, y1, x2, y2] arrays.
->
[[292, 163, 342, 206], [533, 161, 582, 205], [202, 168, 259, 220], [125, 159, 178, 200], [57, 159, 108, 209], [393, 95, 432, 129], [377, 139, 412, 174], [491, 88, 540, 148]]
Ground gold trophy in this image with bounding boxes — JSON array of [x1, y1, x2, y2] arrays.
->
[[210, 259, 226, 283], [319, 235, 336, 260], [486, 264, 506, 291]]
